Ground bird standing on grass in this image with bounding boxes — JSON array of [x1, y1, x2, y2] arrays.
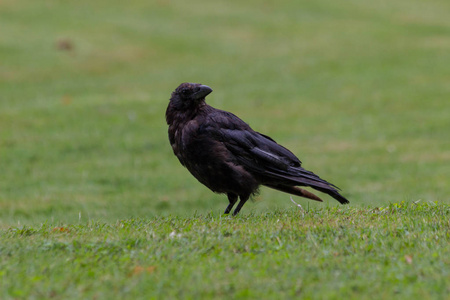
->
[[166, 83, 349, 215]]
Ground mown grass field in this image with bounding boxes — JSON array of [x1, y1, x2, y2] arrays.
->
[[1, 0, 449, 298], [2, 203, 449, 299]]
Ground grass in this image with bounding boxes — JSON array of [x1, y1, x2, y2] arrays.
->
[[1, 202, 449, 299], [0, 0, 449, 298]]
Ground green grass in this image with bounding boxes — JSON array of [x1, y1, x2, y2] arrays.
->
[[1, 202, 449, 299], [1, 0, 449, 298]]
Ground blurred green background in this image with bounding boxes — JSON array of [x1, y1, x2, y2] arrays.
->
[[1, 0, 449, 226]]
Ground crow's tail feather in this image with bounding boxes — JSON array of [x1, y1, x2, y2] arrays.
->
[[264, 169, 350, 205], [265, 184, 323, 202], [312, 186, 350, 204]]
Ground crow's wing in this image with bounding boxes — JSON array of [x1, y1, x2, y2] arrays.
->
[[201, 109, 341, 192]]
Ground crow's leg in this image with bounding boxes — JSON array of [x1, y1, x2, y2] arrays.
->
[[232, 196, 249, 216], [224, 193, 238, 214]]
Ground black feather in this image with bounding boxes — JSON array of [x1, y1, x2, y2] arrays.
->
[[166, 82, 350, 215]]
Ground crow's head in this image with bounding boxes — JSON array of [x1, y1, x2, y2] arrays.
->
[[170, 82, 213, 110]]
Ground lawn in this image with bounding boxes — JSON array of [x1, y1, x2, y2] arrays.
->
[[1, 202, 449, 299], [0, 0, 449, 298]]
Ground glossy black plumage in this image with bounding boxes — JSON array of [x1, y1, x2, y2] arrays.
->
[[166, 82, 349, 215]]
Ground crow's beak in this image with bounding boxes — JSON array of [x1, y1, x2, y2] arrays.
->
[[193, 85, 213, 100]]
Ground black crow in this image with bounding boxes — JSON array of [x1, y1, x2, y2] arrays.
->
[[166, 83, 349, 215]]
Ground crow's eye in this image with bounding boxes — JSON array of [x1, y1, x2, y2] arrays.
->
[[181, 89, 190, 96]]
